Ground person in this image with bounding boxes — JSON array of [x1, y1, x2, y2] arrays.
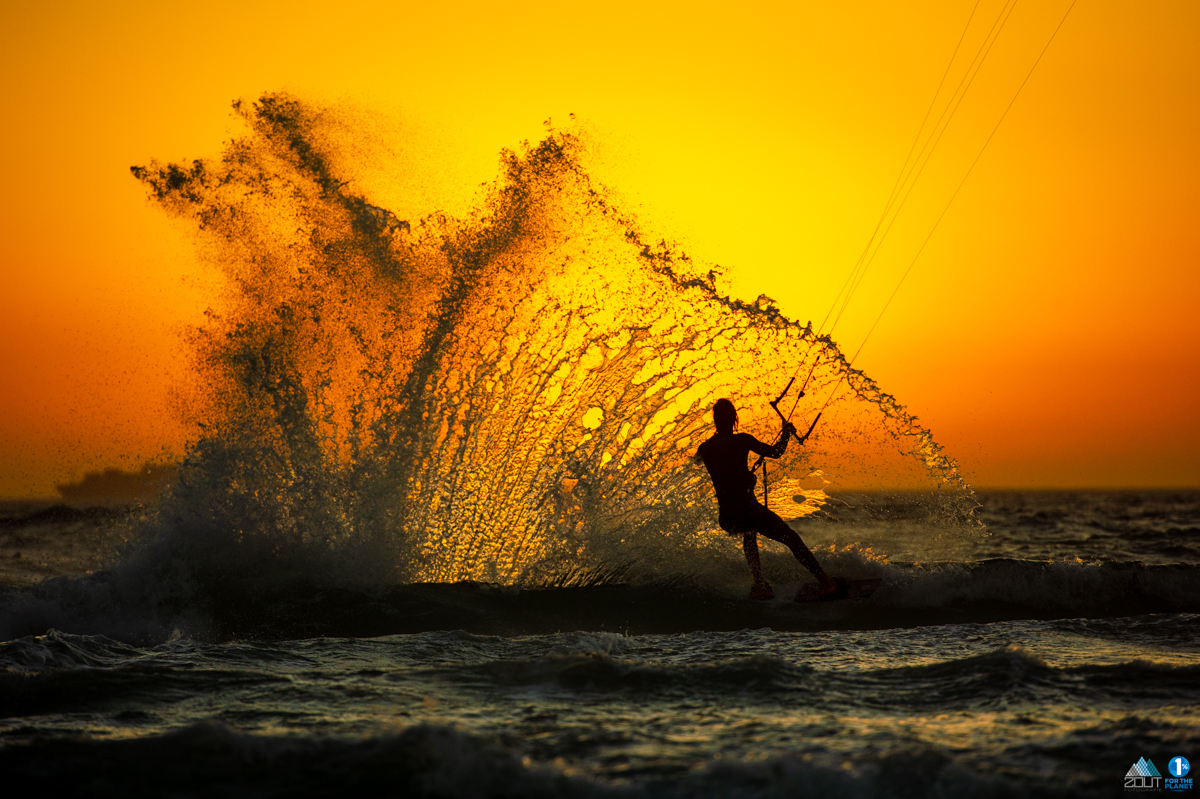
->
[[694, 398, 841, 600]]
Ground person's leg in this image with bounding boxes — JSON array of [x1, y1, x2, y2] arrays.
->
[[742, 531, 774, 599], [750, 504, 839, 594]]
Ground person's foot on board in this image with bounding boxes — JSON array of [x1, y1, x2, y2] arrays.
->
[[749, 582, 774, 601], [816, 573, 846, 599]]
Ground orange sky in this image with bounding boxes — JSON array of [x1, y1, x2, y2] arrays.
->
[[1, 0, 1197, 497]]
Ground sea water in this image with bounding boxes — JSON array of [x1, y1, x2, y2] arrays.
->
[[2, 491, 1199, 797], [3, 96, 1197, 795]]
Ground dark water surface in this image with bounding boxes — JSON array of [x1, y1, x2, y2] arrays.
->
[[2, 491, 1199, 797]]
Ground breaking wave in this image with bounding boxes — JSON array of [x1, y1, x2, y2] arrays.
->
[[3, 555, 1197, 643]]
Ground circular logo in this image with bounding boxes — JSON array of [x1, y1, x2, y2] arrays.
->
[[1169, 756, 1190, 778]]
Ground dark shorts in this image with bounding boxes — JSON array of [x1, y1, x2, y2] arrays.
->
[[718, 499, 794, 540], [718, 495, 823, 577]]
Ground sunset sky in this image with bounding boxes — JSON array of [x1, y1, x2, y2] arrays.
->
[[1, 0, 1197, 497]]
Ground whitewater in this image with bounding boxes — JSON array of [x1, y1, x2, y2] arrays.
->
[[2, 95, 1198, 797]]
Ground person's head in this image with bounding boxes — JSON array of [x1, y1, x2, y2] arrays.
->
[[713, 398, 738, 434]]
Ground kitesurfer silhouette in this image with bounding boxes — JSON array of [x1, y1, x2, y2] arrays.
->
[[695, 398, 842, 600]]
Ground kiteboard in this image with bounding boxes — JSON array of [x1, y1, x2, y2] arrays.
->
[[793, 577, 882, 603]]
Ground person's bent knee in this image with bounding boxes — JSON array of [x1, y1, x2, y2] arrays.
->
[[760, 524, 801, 548]]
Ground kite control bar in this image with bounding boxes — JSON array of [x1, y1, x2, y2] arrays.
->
[[754, 376, 820, 511], [768, 377, 821, 445], [800, 413, 822, 444]]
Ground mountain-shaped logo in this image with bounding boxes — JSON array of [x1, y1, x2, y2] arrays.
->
[[1126, 757, 1164, 791], [1127, 758, 1163, 779]]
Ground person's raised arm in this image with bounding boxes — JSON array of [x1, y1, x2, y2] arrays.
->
[[748, 423, 797, 460]]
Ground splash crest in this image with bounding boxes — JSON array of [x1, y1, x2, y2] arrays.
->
[[128, 93, 976, 589]]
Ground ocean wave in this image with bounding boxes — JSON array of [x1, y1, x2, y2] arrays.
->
[[876, 558, 1200, 613], [0, 632, 287, 720], [438, 643, 1200, 710], [1, 722, 604, 799], [457, 651, 807, 693], [0, 629, 144, 673], [853, 645, 1200, 709], [0, 718, 1119, 798], [2, 556, 1198, 643], [6, 629, 1198, 731]]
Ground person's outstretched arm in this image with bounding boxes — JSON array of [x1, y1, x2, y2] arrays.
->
[[748, 424, 797, 460]]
